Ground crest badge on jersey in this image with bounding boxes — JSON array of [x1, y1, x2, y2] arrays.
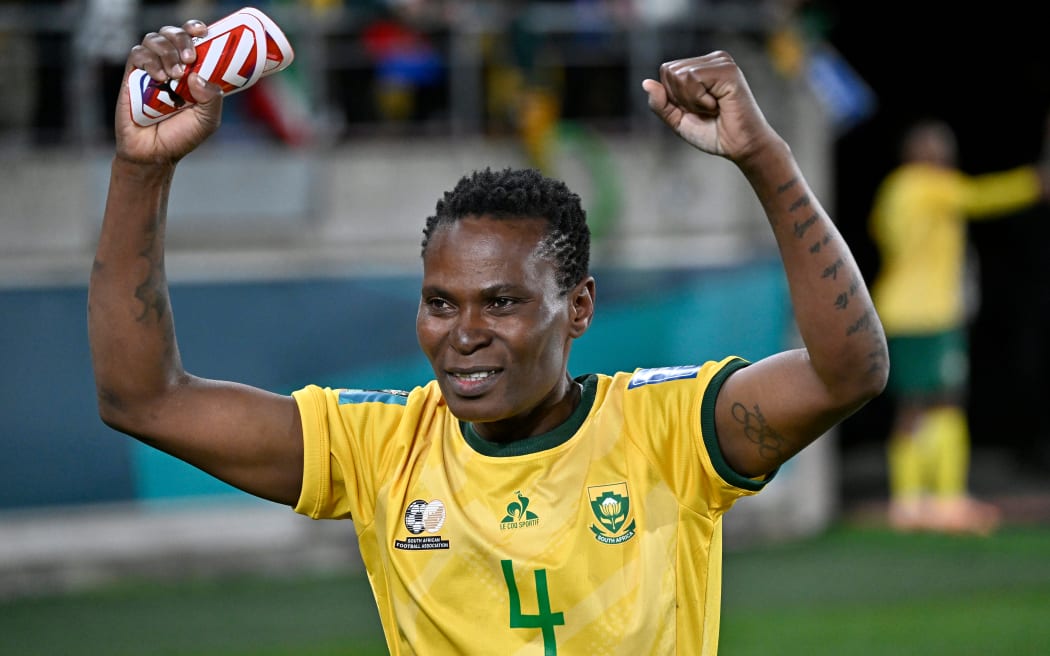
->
[[587, 483, 636, 545], [395, 499, 450, 551]]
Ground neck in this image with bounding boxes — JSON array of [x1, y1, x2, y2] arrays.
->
[[472, 376, 582, 444]]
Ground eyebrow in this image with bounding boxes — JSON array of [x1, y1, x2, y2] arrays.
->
[[421, 282, 527, 298]]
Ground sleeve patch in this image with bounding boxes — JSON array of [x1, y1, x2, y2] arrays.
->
[[627, 365, 701, 389], [337, 389, 410, 406]]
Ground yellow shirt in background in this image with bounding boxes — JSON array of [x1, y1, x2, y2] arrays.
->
[[869, 162, 1040, 334]]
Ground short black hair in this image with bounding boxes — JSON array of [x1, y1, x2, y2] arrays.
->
[[421, 167, 590, 294]]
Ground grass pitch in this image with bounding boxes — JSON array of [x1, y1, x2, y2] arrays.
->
[[3, 524, 1049, 655]]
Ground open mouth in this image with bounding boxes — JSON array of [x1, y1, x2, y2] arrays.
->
[[445, 369, 501, 396], [451, 370, 497, 381]]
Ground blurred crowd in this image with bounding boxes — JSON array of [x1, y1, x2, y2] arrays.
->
[[0, 0, 826, 151], [3, 0, 1047, 522]]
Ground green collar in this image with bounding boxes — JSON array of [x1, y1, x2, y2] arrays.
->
[[461, 374, 598, 457]]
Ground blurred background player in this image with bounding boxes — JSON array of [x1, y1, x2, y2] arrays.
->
[[869, 118, 1049, 535]]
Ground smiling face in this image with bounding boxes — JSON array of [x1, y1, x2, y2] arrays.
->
[[416, 214, 594, 442]]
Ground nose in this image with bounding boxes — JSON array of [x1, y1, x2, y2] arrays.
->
[[450, 308, 492, 354]]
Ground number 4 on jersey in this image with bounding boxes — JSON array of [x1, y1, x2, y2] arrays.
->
[[501, 559, 565, 655]]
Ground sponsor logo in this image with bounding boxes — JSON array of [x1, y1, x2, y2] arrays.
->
[[500, 491, 540, 530], [587, 483, 636, 545], [395, 499, 450, 551]]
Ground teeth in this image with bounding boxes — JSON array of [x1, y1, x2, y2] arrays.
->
[[453, 371, 495, 381]]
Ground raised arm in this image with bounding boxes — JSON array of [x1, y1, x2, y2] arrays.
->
[[88, 20, 303, 505], [643, 52, 888, 477]]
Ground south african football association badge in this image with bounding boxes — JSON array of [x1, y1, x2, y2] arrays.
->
[[587, 483, 636, 545], [394, 499, 450, 551]]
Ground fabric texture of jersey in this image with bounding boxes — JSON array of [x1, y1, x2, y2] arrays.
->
[[869, 162, 1040, 334], [293, 355, 767, 655]]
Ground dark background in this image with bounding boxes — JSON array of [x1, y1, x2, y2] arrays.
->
[[819, 2, 1050, 472]]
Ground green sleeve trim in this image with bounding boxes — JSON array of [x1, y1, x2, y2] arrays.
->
[[700, 357, 775, 492]]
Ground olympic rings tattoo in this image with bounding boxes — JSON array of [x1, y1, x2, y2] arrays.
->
[[730, 401, 784, 461]]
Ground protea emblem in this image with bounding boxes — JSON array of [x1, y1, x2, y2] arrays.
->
[[588, 483, 636, 544]]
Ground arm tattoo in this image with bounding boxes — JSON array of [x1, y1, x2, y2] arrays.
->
[[777, 177, 799, 195], [133, 224, 169, 324], [809, 231, 831, 253], [833, 273, 862, 310], [867, 345, 889, 376], [846, 310, 873, 336], [788, 194, 811, 213], [793, 212, 818, 239], [821, 257, 844, 280], [731, 401, 785, 462], [776, 177, 819, 240]]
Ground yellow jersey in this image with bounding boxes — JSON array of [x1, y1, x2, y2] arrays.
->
[[869, 162, 1040, 333], [293, 356, 767, 655]]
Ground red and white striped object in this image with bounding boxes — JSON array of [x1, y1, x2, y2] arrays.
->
[[128, 7, 294, 127]]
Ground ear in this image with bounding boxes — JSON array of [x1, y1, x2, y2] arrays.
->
[[568, 276, 596, 338]]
